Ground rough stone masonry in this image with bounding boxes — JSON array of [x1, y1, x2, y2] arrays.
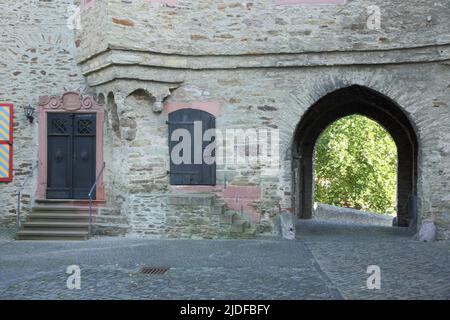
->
[[0, 0, 449, 240]]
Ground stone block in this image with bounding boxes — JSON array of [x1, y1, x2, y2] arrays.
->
[[274, 211, 295, 240], [167, 194, 215, 206], [417, 219, 437, 242]]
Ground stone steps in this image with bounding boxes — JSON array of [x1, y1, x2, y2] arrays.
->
[[166, 193, 256, 239], [18, 195, 255, 240], [210, 197, 256, 238], [17, 199, 113, 241], [17, 196, 130, 240], [15, 230, 89, 241], [22, 221, 90, 231], [26, 213, 93, 222], [35, 199, 106, 205], [17, 210, 91, 240], [32, 205, 98, 213]]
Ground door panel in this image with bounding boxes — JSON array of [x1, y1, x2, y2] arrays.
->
[[47, 113, 96, 199], [47, 114, 73, 199], [73, 114, 96, 199]]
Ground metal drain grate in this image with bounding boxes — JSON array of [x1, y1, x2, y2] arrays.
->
[[140, 267, 170, 275]]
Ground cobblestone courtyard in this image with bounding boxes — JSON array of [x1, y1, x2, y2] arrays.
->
[[0, 221, 449, 300]]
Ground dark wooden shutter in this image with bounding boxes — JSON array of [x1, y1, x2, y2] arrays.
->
[[168, 109, 216, 185]]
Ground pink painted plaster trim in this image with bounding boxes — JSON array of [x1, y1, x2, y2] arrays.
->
[[37, 92, 105, 201], [164, 102, 221, 117]]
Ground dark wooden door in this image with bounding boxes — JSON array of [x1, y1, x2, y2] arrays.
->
[[47, 113, 96, 199], [168, 109, 216, 185]]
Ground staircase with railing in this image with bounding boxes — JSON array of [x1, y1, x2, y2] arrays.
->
[[88, 162, 106, 237], [15, 161, 38, 230], [16, 162, 112, 241]]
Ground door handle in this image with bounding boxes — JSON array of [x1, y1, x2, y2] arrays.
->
[[55, 150, 63, 162], [80, 151, 88, 161]]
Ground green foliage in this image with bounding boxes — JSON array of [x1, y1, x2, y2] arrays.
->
[[314, 115, 397, 214]]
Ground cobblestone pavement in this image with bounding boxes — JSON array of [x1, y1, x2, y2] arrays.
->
[[0, 228, 15, 241], [298, 221, 450, 300], [0, 221, 449, 300]]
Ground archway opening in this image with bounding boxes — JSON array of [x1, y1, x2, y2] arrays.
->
[[293, 85, 418, 227], [313, 115, 398, 217]]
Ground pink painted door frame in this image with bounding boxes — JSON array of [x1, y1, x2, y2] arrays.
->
[[36, 92, 105, 200]]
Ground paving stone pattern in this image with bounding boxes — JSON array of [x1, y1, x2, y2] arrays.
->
[[0, 221, 449, 300]]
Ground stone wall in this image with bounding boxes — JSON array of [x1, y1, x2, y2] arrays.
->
[[74, 0, 450, 239], [1, 0, 449, 240], [76, 0, 450, 58], [92, 63, 450, 239], [0, 0, 86, 226]]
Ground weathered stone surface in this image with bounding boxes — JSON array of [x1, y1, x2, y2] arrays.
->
[[0, 0, 86, 227], [274, 211, 295, 240], [417, 219, 437, 242], [0, 0, 449, 240], [76, 0, 450, 59], [1, 226, 449, 299], [167, 194, 215, 206]]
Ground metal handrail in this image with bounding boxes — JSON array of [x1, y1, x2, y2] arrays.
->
[[15, 161, 38, 230], [88, 162, 106, 237]]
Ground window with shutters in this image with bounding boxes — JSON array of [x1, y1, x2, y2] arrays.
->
[[168, 109, 216, 185]]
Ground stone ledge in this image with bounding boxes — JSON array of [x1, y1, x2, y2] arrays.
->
[[80, 44, 450, 87], [84, 44, 450, 72], [92, 223, 130, 237]]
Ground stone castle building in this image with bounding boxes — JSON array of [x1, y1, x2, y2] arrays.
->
[[0, 0, 449, 240]]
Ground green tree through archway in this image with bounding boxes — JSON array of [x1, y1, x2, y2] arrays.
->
[[314, 115, 398, 214]]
